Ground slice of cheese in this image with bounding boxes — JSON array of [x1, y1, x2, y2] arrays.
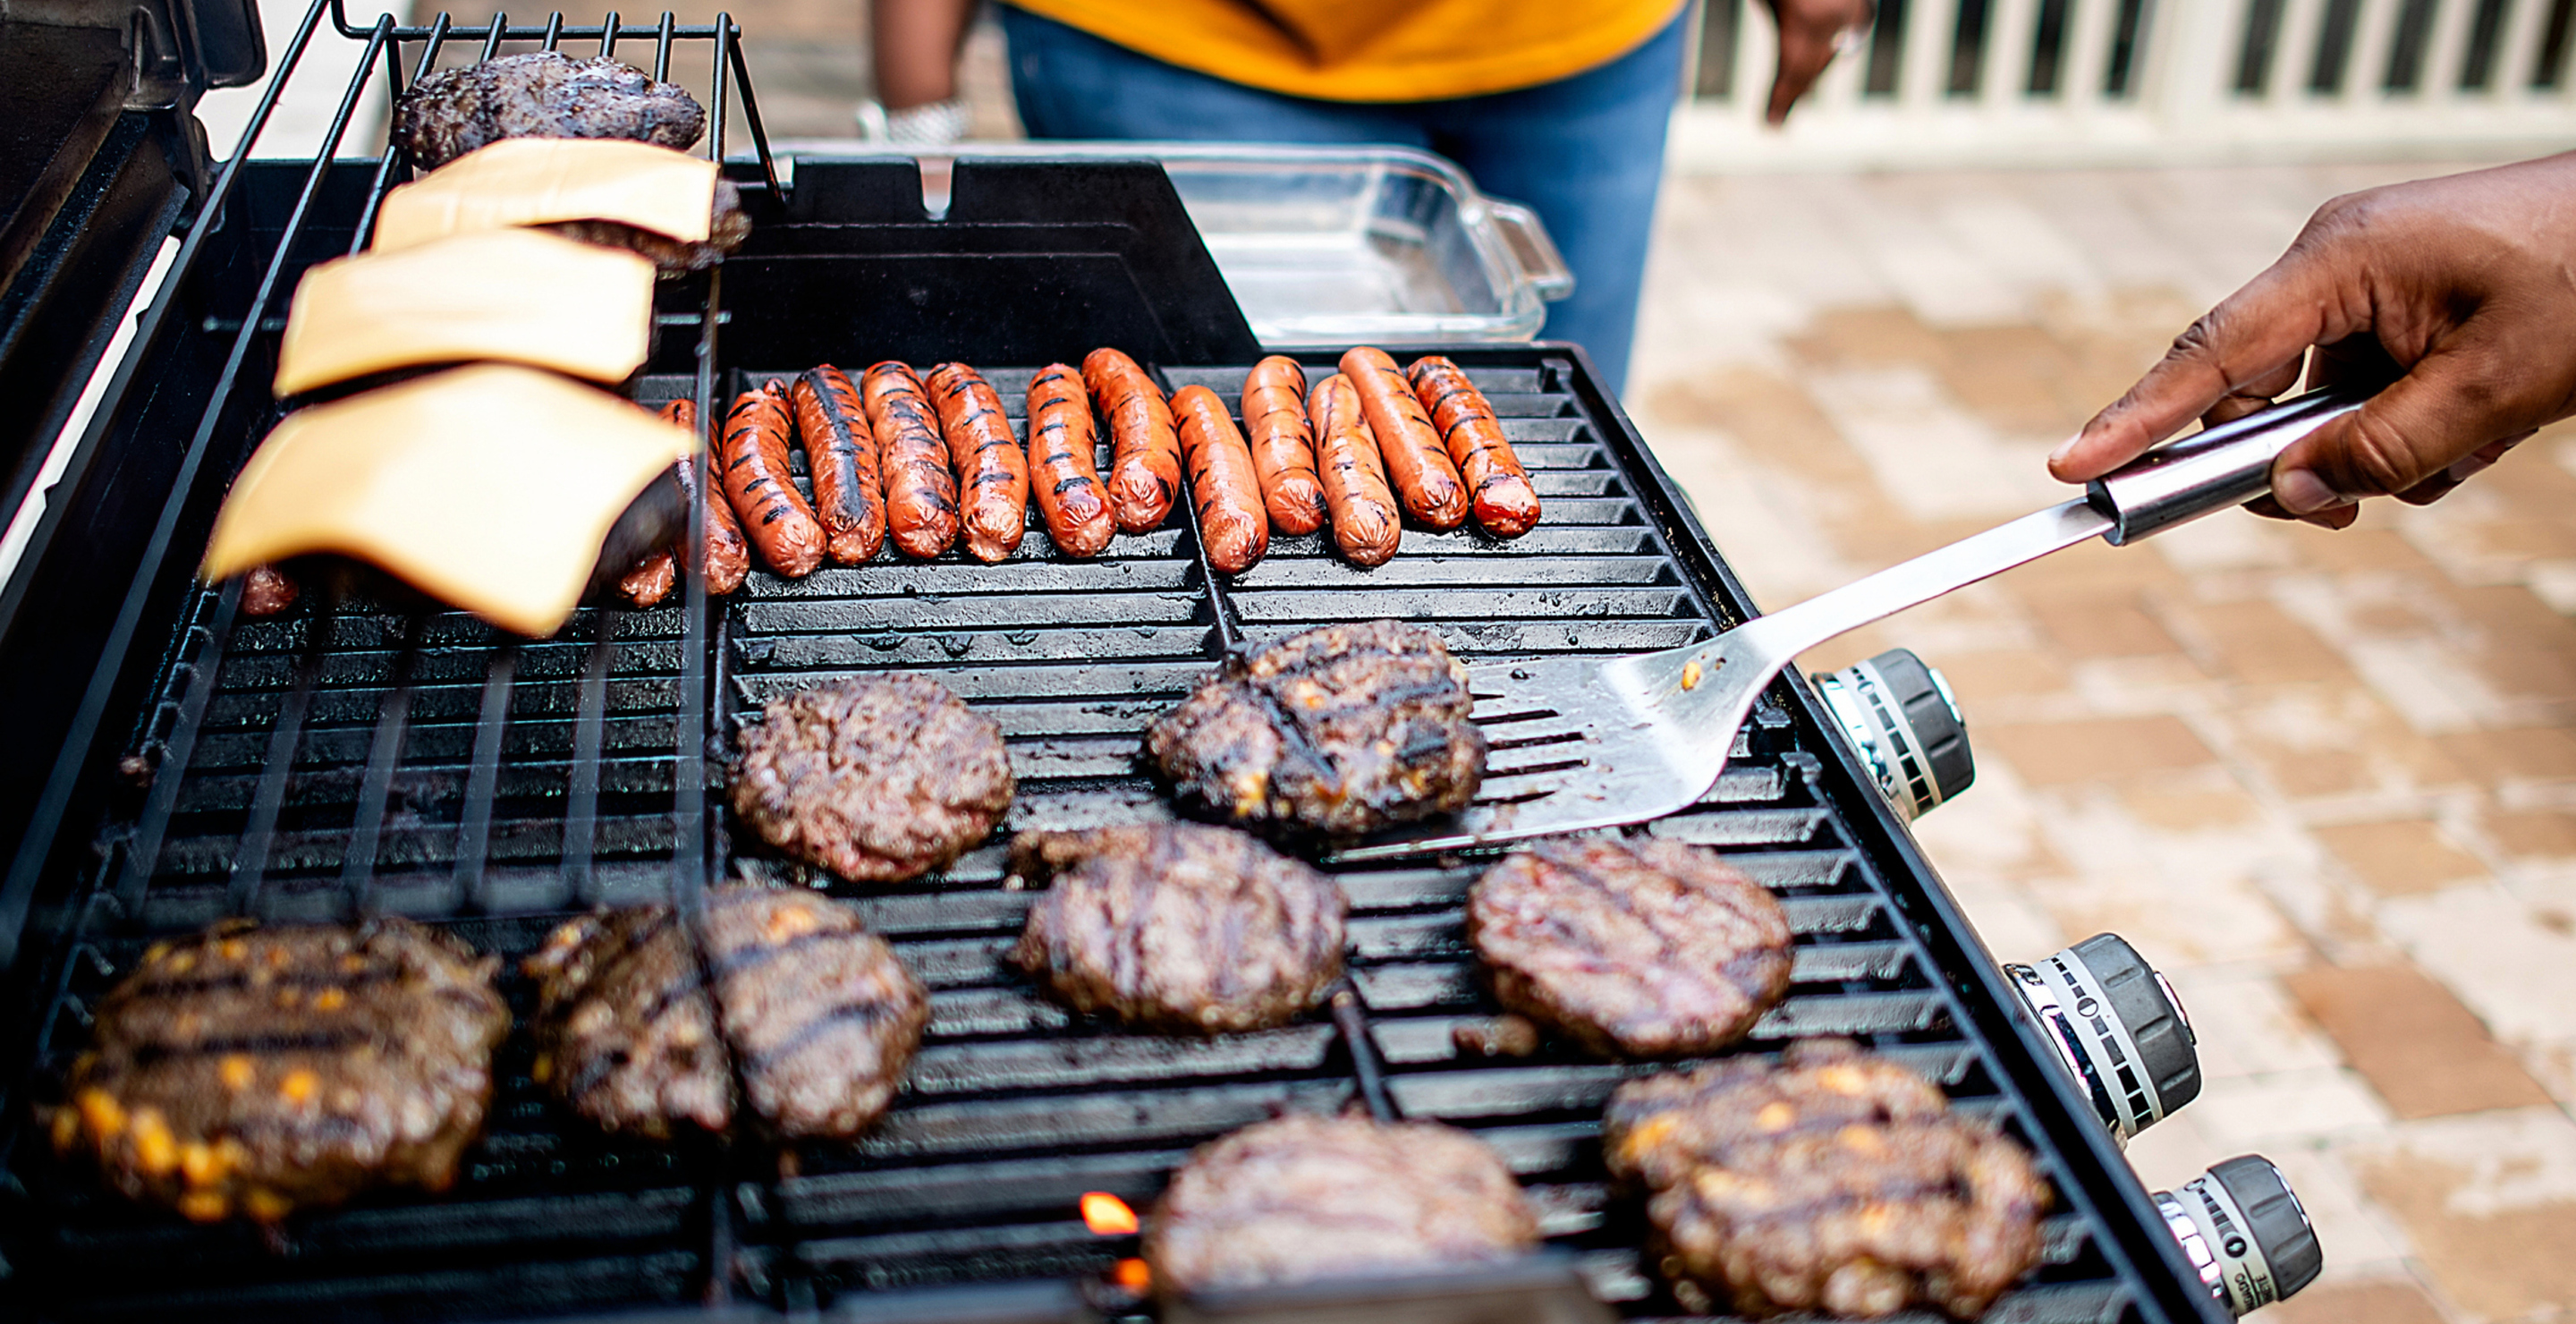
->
[[274, 229, 656, 396], [371, 138, 717, 253], [205, 364, 692, 637]]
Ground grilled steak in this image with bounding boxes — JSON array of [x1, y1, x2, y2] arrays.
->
[[1145, 620, 1483, 836], [731, 675, 1014, 882], [51, 919, 507, 1223], [540, 179, 751, 276], [1469, 836, 1792, 1057], [526, 882, 929, 1139], [1603, 1040, 2047, 1319], [1145, 1112, 1541, 1294], [1009, 824, 1346, 1032], [394, 52, 705, 170]]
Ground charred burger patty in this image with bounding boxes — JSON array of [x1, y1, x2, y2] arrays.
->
[[526, 881, 929, 1139], [730, 674, 1014, 883], [1470, 836, 1792, 1057], [52, 918, 508, 1223], [1145, 1112, 1541, 1294], [1603, 1039, 2047, 1319], [1145, 620, 1483, 836], [1009, 823, 1346, 1032]]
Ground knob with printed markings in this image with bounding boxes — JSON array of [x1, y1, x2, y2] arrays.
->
[[2005, 932, 2200, 1144], [2154, 1155, 2323, 1314], [1815, 648, 1972, 820]]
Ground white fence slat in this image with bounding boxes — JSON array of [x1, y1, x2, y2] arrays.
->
[[1983, 0, 2048, 103], [1668, 0, 2576, 169]]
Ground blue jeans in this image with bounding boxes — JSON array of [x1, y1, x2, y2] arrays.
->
[[996, 5, 1686, 390]]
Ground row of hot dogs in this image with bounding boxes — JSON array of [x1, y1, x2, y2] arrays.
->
[[613, 346, 1542, 605]]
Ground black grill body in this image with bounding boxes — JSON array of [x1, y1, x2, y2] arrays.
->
[[0, 9, 2224, 1323]]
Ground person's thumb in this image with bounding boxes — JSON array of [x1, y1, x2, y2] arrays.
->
[[1767, 27, 1835, 123], [2267, 344, 2518, 515]]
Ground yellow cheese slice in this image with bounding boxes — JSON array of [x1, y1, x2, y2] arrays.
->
[[274, 229, 656, 396], [204, 364, 692, 637], [371, 138, 717, 253]]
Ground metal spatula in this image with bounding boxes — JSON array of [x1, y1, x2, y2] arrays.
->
[[1332, 389, 2366, 863]]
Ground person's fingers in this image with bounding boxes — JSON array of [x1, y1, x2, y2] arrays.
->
[[2199, 356, 2309, 427], [1764, 0, 1871, 123], [2267, 343, 2526, 515], [1766, 15, 1840, 123], [2391, 430, 2530, 505], [2051, 258, 2342, 484]]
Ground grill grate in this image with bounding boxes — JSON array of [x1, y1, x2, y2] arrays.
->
[[0, 5, 2213, 1321]]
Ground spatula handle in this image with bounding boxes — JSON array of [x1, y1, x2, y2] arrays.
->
[[2087, 388, 2368, 545]]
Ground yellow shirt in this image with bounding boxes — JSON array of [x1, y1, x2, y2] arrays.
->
[[1005, 0, 1688, 103]]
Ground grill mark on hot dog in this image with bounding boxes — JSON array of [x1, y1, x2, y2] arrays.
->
[[1406, 355, 1541, 539], [658, 400, 750, 596], [1024, 362, 1116, 558], [860, 361, 962, 560], [1309, 373, 1402, 567], [792, 366, 887, 564], [1339, 346, 1468, 530], [925, 362, 1030, 563], [719, 380, 826, 578], [1082, 348, 1183, 533], [1241, 355, 1327, 536], [1169, 385, 1268, 575]]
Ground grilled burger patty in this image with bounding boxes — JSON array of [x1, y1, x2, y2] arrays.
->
[[526, 882, 929, 1139], [731, 674, 1014, 882], [539, 180, 751, 276], [1145, 1112, 1541, 1294], [52, 918, 508, 1223], [1603, 1039, 2047, 1319], [394, 51, 707, 170], [1469, 836, 1792, 1057], [1009, 824, 1346, 1033], [1145, 620, 1484, 836]]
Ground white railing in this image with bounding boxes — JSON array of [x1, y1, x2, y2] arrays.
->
[[1672, 0, 2576, 169]]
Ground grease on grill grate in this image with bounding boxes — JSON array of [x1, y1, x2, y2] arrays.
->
[[5, 353, 2152, 1324]]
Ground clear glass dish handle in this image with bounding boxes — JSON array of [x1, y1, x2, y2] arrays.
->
[[1485, 199, 1575, 302]]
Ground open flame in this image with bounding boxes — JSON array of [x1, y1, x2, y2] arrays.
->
[[1111, 1258, 1152, 1293], [1080, 1192, 1140, 1235]]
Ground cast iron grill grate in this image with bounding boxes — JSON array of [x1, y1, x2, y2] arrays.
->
[[0, 5, 2209, 1321]]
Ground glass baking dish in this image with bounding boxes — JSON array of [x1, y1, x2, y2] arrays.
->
[[774, 141, 1574, 348]]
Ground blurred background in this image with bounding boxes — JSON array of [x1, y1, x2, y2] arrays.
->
[[197, 3, 2576, 1320]]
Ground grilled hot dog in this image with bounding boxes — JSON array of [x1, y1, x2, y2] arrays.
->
[[925, 362, 1030, 563], [1406, 355, 1540, 538], [1169, 385, 1268, 574], [1241, 355, 1326, 536], [1026, 363, 1116, 558], [1082, 348, 1182, 533], [1339, 346, 1467, 530], [1309, 373, 1402, 568], [720, 381, 826, 578], [860, 361, 962, 559], [663, 398, 750, 596], [792, 365, 887, 564]]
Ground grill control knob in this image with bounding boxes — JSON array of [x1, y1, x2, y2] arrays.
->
[[2004, 932, 2200, 1144], [2153, 1155, 2323, 1315], [1815, 649, 1972, 819]]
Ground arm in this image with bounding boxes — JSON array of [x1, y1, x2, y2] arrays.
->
[[2051, 153, 2576, 528], [872, 0, 979, 110], [1760, 0, 1876, 123]]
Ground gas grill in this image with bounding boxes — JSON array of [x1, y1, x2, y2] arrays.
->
[[0, 4, 2244, 1321]]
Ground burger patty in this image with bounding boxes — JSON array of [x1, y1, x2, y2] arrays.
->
[[1145, 620, 1484, 836], [526, 882, 929, 1139], [1469, 836, 1792, 1057], [394, 51, 706, 170], [51, 918, 508, 1223], [731, 675, 1014, 883], [1145, 1112, 1541, 1294], [540, 180, 751, 276], [1602, 1040, 2047, 1319], [1009, 824, 1346, 1033]]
